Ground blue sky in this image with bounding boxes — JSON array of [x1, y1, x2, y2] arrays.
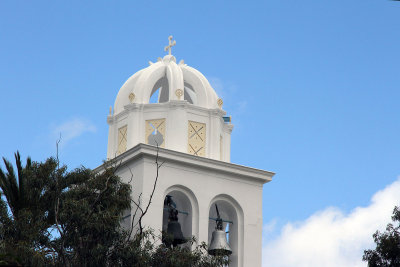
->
[[1, 1, 399, 265]]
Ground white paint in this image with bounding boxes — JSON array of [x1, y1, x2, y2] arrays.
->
[[108, 54, 233, 161], [96, 144, 274, 267], [113, 55, 219, 113], [103, 51, 274, 266]]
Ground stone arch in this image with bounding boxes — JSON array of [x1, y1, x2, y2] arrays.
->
[[181, 67, 210, 108], [163, 185, 199, 244], [113, 69, 144, 114], [134, 63, 166, 104], [208, 194, 244, 267]]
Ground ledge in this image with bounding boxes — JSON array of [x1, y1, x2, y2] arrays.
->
[[95, 143, 274, 185]]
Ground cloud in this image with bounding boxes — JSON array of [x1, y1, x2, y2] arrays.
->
[[262, 177, 400, 267], [52, 118, 96, 148]]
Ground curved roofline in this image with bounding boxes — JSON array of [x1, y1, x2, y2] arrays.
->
[[113, 55, 221, 115]]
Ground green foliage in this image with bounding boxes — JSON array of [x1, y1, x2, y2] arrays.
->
[[363, 206, 400, 267], [53, 166, 132, 266], [0, 153, 228, 266], [0, 152, 63, 266], [151, 241, 228, 267]]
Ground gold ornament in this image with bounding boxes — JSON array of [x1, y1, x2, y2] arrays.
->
[[217, 98, 223, 108], [175, 89, 183, 100], [129, 93, 135, 103]]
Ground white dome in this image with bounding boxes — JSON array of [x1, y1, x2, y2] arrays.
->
[[114, 55, 220, 114]]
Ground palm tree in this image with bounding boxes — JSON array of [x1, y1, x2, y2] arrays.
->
[[0, 151, 31, 220], [0, 152, 61, 265]]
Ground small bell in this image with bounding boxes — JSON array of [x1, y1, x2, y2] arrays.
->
[[208, 204, 232, 256], [208, 229, 232, 256]]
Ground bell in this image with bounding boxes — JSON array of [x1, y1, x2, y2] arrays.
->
[[163, 207, 187, 247], [208, 229, 232, 256], [208, 204, 232, 256], [165, 220, 186, 247]]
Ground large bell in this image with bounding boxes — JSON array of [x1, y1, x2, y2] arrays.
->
[[165, 220, 186, 247], [208, 229, 232, 256], [163, 207, 187, 247]]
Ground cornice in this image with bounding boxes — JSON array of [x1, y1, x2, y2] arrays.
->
[[95, 143, 274, 185], [110, 101, 227, 122]]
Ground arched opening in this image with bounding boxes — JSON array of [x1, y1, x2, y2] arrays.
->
[[150, 76, 169, 103], [208, 196, 243, 267], [149, 88, 160, 103], [184, 82, 197, 105], [162, 186, 199, 248]]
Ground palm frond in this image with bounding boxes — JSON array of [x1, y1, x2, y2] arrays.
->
[[15, 152, 26, 210], [1, 158, 19, 215]]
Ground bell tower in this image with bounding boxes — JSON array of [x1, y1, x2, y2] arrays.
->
[[101, 37, 274, 267]]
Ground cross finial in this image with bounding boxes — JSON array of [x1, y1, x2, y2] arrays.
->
[[164, 35, 176, 56]]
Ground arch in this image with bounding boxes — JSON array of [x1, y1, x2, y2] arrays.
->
[[134, 62, 166, 104], [181, 66, 210, 108], [184, 82, 197, 104], [163, 185, 200, 246], [208, 194, 244, 267], [113, 56, 221, 112], [113, 69, 145, 114], [165, 60, 184, 101]]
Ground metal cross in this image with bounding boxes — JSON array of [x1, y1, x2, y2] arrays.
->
[[164, 35, 176, 55]]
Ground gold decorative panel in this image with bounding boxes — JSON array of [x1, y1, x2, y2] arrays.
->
[[146, 119, 166, 147], [117, 125, 127, 155], [188, 121, 206, 157]]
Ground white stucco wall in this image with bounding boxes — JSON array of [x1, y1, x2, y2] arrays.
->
[[107, 101, 233, 162], [97, 144, 274, 267]]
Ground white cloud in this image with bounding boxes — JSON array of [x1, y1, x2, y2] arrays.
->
[[262, 177, 400, 267], [52, 118, 96, 148]]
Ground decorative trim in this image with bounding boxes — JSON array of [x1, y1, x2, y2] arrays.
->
[[117, 125, 128, 155], [145, 118, 166, 148], [217, 98, 223, 108], [188, 121, 206, 157], [114, 101, 226, 120], [175, 89, 183, 100], [129, 93, 135, 103]]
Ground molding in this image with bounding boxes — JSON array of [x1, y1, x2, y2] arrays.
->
[[169, 100, 189, 108], [223, 123, 234, 133], [112, 101, 227, 119], [96, 143, 274, 185], [108, 109, 129, 123], [124, 103, 143, 111]]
